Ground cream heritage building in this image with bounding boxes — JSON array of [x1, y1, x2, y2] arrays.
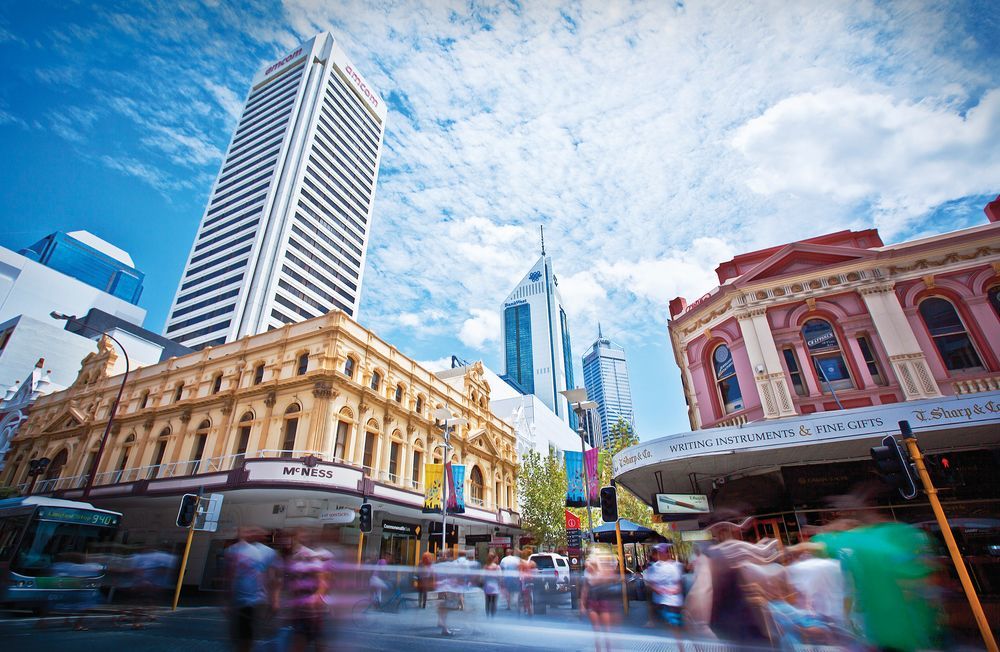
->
[[164, 33, 386, 349], [4, 312, 520, 579]]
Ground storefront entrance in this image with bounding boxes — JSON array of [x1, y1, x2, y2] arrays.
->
[[379, 520, 421, 565]]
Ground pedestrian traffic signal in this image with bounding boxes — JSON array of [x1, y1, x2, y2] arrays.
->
[[359, 503, 373, 533], [600, 486, 618, 522], [176, 493, 199, 528], [870, 435, 918, 500]]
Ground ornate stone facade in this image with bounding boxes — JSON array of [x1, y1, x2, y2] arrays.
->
[[3, 311, 519, 512], [668, 205, 1000, 430]]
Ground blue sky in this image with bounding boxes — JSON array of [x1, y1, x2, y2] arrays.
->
[[1, 1, 998, 439]]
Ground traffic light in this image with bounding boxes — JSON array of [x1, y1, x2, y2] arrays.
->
[[359, 503, 373, 533], [599, 486, 618, 522], [176, 493, 199, 528], [870, 435, 918, 500]]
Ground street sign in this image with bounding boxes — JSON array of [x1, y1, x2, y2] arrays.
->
[[565, 510, 581, 530], [490, 535, 512, 546], [567, 529, 582, 549], [654, 493, 710, 515], [195, 493, 224, 532], [319, 508, 356, 524]]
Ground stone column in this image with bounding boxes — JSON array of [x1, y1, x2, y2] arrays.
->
[[253, 392, 278, 454], [309, 382, 336, 457], [352, 403, 369, 466], [736, 309, 797, 418], [858, 284, 942, 399]]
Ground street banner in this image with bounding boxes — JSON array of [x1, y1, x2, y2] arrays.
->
[[565, 451, 586, 507], [585, 448, 600, 506], [447, 463, 466, 514], [422, 463, 444, 513]]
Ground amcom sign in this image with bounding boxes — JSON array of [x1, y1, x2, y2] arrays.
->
[[345, 65, 379, 109]]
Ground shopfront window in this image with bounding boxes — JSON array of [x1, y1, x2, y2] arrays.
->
[[802, 319, 855, 392], [711, 344, 743, 414], [919, 298, 983, 372]]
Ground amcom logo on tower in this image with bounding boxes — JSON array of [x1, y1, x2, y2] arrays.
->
[[345, 65, 379, 109], [266, 49, 302, 76]]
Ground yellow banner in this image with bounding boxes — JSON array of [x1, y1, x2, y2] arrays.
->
[[422, 463, 444, 513]]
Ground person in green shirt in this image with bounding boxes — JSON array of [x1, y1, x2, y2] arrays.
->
[[806, 519, 941, 651]]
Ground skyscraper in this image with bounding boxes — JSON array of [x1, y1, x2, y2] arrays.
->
[[500, 236, 576, 427], [164, 33, 386, 349], [582, 325, 635, 448]]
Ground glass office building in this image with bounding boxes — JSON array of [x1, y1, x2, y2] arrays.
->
[[164, 33, 386, 349], [582, 327, 635, 448], [19, 231, 144, 305], [500, 252, 576, 426]]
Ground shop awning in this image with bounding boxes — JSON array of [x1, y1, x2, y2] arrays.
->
[[589, 519, 664, 544]]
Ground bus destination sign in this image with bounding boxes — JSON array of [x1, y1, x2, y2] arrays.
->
[[36, 507, 121, 527]]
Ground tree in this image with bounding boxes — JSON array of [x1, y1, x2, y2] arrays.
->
[[517, 449, 568, 550], [599, 418, 653, 527]]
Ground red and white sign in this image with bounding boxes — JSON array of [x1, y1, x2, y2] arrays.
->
[[490, 536, 512, 546], [564, 510, 581, 530]]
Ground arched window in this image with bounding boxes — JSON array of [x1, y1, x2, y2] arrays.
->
[[415, 395, 423, 415], [919, 298, 983, 371], [114, 434, 137, 482], [362, 420, 379, 472], [334, 409, 352, 462], [253, 363, 265, 385], [370, 371, 381, 392], [469, 466, 484, 505], [711, 344, 744, 414], [394, 384, 403, 402], [344, 356, 356, 379], [139, 391, 149, 409], [188, 420, 210, 474], [235, 412, 254, 465], [281, 404, 300, 456], [148, 428, 170, 479], [173, 383, 184, 403], [989, 286, 1000, 318], [297, 353, 309, 376], [802, 319, 855, 392], [44, 449, 68, 481], [212, 373, 223, 394], [411, 441, 424, 489], [388, 431, 401, 482]]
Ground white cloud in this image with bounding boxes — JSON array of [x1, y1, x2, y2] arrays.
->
[[732, 87, 1000, 236], [458, 308, 499, 350], [204, 80, 244, 122], [414, 357, 453, 373]]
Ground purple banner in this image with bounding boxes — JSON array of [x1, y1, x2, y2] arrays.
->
[[585, 448, 600, 507]]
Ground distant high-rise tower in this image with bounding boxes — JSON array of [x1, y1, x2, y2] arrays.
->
[[164, 33, 387, 348], [500, 230, 576, 427], [582, 325, 635, 448]]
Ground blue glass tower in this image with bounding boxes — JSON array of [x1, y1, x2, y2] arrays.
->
[[582, 325, 635, 448], [500, 234, 576, 427], [19, 231, 144, 305]]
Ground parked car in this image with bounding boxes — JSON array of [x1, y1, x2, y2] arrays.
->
[[529, 552, 571, 613]]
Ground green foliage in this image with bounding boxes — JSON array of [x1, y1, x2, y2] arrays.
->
[[517, 449, 568, 550], [0, 486, 19, 499]]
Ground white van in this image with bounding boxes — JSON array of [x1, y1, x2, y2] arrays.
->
[[529, 552, 571, 592]]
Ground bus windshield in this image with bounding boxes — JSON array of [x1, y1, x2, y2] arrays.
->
[[12, 518, 117, 577]]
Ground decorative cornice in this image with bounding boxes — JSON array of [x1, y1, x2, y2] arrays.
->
[[263, 391, 276, 408], [886, 246, 1000, 275], [857, 282, 895, 296], [312, 381, 335, 399], [179, 409, 192, 424]]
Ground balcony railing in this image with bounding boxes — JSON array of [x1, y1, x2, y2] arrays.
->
[[951, 374, 1000, 395]]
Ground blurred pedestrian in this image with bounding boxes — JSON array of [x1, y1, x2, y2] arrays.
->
[[643, 543, 684, 630], [225, 527, 281, 652], [482, 553, 501, 617], [581, 549, 618, 652], [417, 552, 435, 609], [518, 548, 537, 616], [799, 495, 941, 651], [435, 550, 459, 636], [284, 530, 334, 652], [499, 548, 520, 610]]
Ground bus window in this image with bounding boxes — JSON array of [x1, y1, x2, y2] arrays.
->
[[0, 517, 28, 561], [12, 520, 115, 576]]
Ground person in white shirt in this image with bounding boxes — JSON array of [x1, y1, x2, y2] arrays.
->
[[642, 543, 684, 629], [499, 548, 521, 610], [787, 556, 846, 626]]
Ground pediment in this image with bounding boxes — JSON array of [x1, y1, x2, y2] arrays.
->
[[733, 243, 875, 287], [466, 427, 499, 456], [41, 406, 89, 433]]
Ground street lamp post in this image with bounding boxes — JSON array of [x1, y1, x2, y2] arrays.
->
[[561, 388, 599, 544], [433, 407, 468, 554], [50, 312, 131, 498]]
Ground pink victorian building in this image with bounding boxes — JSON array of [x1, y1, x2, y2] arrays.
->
[[668, 198, 1000, 430]]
